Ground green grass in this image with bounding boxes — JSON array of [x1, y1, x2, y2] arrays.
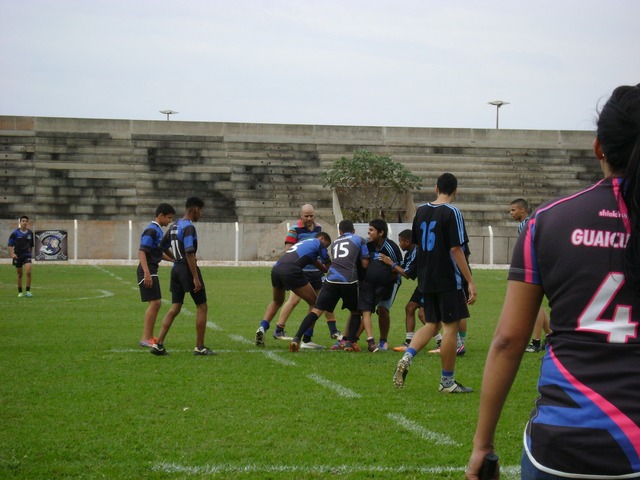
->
[[0, 265, 541, 479]]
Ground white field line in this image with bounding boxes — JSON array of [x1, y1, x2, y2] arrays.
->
[[262, 350, 296, 366], [387, 412, 461, 446], [307, 373, 361, 398], [153, 462, 521, 478], [206, 321, 222, 331], [227, 334, 254, 345]]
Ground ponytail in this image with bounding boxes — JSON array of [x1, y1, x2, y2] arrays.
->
[[622, 135, 640, 296]]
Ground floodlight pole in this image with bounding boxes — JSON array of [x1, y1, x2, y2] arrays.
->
[[488, 100, 509, 129], [159, 109, 178, 121]]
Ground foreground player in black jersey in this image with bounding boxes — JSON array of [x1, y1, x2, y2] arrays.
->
[[467, 84, 640, 479], [393, 173, 476, 392]]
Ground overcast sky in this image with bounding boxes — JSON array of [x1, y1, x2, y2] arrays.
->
[[1, 0, 638, 131]]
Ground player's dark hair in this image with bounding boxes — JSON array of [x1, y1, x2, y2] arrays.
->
[[398, 229, 412, 241], [185, 197, 204, 209], [338, 219, 355, 234], [19, 215, 29, 221], [597, 83, 640, 296], [315, 232, 331, 244], [437, 173, 457, 195], [369, 218, 388, 238], [155, 203, 176, 217], [510, 198, 528, 211]]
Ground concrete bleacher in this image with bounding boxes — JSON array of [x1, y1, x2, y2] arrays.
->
[[1, 116, 603, 261]]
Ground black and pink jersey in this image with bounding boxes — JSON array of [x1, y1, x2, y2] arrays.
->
[[510, 177, 640, 477]]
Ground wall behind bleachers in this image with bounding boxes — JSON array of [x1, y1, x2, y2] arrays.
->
[[1, 116, 601, 262]]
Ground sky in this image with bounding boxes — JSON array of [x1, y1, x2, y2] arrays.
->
[[1, 0, 638, 131]]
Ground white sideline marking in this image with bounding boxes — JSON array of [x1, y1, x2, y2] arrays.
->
[[206, 321, 222, 331], [262, 350, 296, 366], [387, 413, 461, 446], [227, 334, 253, 345], [307, 373, 361, 398], [153, 462, 520, 478]]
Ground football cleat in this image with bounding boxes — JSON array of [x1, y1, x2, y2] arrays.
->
[[393, 343, 409, 353], [139, 337, 157, 348], [525, 342, 542, 353], [272, 330, 292, 341], [456, 345, 466, 356], [194, 346, 216, 356], [289, 339, 300, 353], [439, 380, 473, 394], [393, 355, 412, 388], [150, 343, 168, 356], [300, 341, 325, 350], [330, 330, 343, 340], [24, 291, 33, 298], [255, 327, 266, 347], [18, 292, 23, 297], [378, 341, 388, 351]]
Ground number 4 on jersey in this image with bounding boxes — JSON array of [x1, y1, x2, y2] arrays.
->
[[577, 273, 637, 343]]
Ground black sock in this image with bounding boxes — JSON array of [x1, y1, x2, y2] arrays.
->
[[295, 312, 318, 341]]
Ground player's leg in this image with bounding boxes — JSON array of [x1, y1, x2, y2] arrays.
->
[[16, 264, 23, 294], [24, 261, 32, 291], [194, 302, 208, 348], [142, 298, 161, 343], [277, 291, 302, 326]]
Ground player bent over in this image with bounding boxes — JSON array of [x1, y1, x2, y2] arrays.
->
[[290, 220, 369, 352], [255, 232, 332, 350]]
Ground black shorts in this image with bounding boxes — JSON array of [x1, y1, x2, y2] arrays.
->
[[137, 264, 161, 302], [358, 280, 393, 313], [315, 282, 359, 313], [423, 289, 469, 324], [304, 269, 324, 290], [409, 286, 424, 305], [170, 263, 207, 305], [13, 255, 32, 268], [271, 263, 308, 290]]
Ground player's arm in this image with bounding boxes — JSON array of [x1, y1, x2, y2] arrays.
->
[[8, 244, 16, 259], [467, 280, 541, 479], [138, 249, 153, 288], [186, 252, 201, 292], [377, 253, 408, 278], [451, 245, 476, 304]]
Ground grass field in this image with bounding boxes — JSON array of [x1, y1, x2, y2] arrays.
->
[[0, 264, 542, 479]]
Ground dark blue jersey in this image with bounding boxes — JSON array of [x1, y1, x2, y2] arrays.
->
[[511, 178, 640, 477], [365, 238, 403, 286], [285, 220, 323, 272], [412, 202, 469, 293], [162, 219, 197, 265], [138, 221, 165, 272], [401, 245, 418, 280], [275, 237, 329, 269], [8, 228, 34, 256], [326, 233, 369, 284]]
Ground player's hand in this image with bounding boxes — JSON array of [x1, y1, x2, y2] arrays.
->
[[467, 281, 477, 305], [143, 272, 153, 288], [193, 277, 202, 292], [466, 449, 499, 479]]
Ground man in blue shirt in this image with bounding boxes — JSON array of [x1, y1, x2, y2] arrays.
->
[[8, 215, 34, 297]]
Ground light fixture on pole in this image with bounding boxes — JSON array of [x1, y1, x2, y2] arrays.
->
[[488, 100, 509, 129], [159, 109, 178, 121]]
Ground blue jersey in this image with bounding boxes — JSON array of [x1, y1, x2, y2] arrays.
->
[[8, 228, 34, 257], [401, 245, 418, 280], [275, 237, 329, 269], [162, 219, 197, 265], [326, 233, 369, 284], [138, 221, 165, 272], [285, 220, 323, 272], [365, 238, 403, 286]]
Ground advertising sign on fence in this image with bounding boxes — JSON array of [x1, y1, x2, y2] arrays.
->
[[35, 230, 68, 261]]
